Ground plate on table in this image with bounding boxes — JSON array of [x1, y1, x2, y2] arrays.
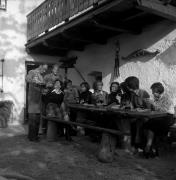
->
[[111, 105, 121, 109], [135, 108, 150, 112], [83, 104, 95, 107]]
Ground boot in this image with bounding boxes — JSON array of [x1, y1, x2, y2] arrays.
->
[[65, 125, 73, 141]]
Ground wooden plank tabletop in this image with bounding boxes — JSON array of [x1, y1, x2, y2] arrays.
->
[[68, 103, 108, 112], [68, 103, 169, 119]]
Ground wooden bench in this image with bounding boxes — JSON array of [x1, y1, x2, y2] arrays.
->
[[41, 104, 174, 162], [42, 115, 128, 141], [168, 123, 176, 142], [42, 104, 169, 141]]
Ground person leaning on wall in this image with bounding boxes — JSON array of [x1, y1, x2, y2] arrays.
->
[[26, 64, 48, 142]]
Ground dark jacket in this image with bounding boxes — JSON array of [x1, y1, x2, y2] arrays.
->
[[79, 91, 92, 104], [43, 89, 64, 107], [130, 89, 150, 109], [108, 92, 120, 105]]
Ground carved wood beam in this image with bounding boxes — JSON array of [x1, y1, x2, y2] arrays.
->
[[62, 31, 107, 45], [136, 0, 176, 21], [62, 32, 92, 43], [43, 40, 69, 50], [91, 20, 141, 34], [43, 39, 84, 51], [92, 20, 132, 33]]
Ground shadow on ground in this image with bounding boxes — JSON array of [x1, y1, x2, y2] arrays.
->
[[0, 126, 176, 180]]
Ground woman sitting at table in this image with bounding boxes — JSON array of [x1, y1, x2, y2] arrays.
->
[[113, 82, 133, 151], [43, 80, 72, 141], [76, 82, 92, 136], [79, 82, 92, 104], [143, 82, 174, 158], [64, 79, 79, 104], [88, 81, 108, 141], [91, 81, 108, 106], [107, 82, 122, 106]]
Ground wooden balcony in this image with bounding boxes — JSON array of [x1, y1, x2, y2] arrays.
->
[[26, 0, 176, 56]]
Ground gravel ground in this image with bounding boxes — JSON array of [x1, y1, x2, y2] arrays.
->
[[0, 126, 175, 180]]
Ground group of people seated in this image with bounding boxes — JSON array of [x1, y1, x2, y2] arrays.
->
[[26, 64, 175, 159]]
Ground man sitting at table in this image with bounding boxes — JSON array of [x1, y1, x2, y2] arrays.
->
[[143, 82, 174, 158], [79, 82, 92, 104], [125, 76, 150, 109], [122, 76, 150, 152]]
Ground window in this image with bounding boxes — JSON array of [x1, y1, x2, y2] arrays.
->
[[0, 0, 7, 10]]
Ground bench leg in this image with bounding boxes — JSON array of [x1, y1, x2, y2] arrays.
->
[[47, 121, 58, 142]]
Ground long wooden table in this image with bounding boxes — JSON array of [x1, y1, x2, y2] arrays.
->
[[43, 103, 171, 162], [68, 103, 169, 119], [43, 103, 169, 140]]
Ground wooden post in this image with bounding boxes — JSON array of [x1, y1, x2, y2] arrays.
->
[[1, 59, 4, 92]]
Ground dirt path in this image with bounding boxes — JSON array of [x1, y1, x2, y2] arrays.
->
[[0, 127, 175, 180]]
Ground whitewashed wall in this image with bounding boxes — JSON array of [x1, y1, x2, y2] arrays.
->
[[0, 0, 59, 124], [68, 20, 176, 105]]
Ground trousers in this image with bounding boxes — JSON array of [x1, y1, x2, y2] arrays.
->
[[28, 113, 40, 141]]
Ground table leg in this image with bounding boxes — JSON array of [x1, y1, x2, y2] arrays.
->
[[97, 132, 117, 163], [117, 118, 131, 150]]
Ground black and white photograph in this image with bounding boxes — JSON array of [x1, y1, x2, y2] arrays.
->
[[0, 0, 176, 179]]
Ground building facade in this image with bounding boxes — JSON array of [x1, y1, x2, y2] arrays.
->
[[0, 0, 176, 123]]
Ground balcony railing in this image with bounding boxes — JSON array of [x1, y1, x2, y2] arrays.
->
[[27, 0, 108, 41]]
